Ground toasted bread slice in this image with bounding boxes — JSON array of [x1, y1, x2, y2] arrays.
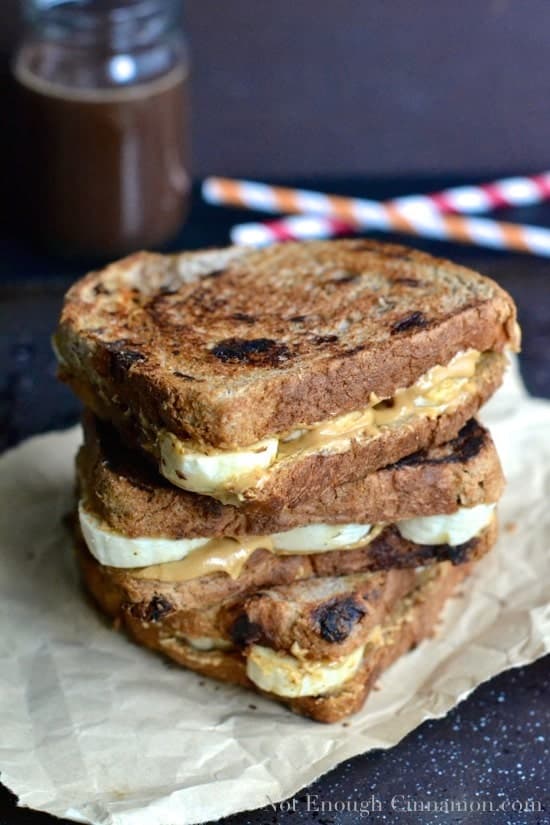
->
[[78, 534, 487, 722], [225, 517, 495, 662], [55, 240, 518, 451], [75, 513, 496, 626], [289, 557, 477, 723], [79, 413, 504, 538], [73, 348, 506, 506]]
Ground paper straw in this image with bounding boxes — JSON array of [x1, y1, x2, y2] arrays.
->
[[234, 173, 550, 246], [395, 171, 550, 215], [202, 177, 550, 257], [231, 215, 358, 246], [232, 215, 353, 246]]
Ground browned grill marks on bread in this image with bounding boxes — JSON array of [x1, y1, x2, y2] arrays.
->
[[230, 614, 264, 647], [364, 528, 481, 570], [78, 412, 504, 539], [443, 539, 476, 565], [393, 420, 486, 468], [210, 338, 292, 366], [104, 339, 147, 373], [226, 567, 432, 660], [312, 597, 367, 643], [129, 595, 173, 622], [390, 310, 428, 334], [56, 240, 519, 449]]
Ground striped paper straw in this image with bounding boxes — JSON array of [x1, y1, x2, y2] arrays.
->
[[395, 171, 550, 215], [234, 215, 354, 246], [235, 172, 550, 243], [202, 177, 550, 257], [231, 215, 359, 246]]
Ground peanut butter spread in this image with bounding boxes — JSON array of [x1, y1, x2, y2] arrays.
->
[[277, 349, 481, 455], [132, 527, 385, 583], [155, 349, 485, 501]]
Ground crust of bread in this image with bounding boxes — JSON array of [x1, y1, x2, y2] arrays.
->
[[56, 240, 519, 449], [78, 536, 487, 722], [79, 414, 504, 537]]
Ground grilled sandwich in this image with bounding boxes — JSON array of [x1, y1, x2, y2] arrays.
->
[[55, 240, 519, 506], [77, 414, 502, 609], [74, 414, 499, 722], [77, 527, 491, 723], [57, 239, 518, 722]]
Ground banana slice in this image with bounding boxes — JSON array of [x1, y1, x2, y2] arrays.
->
[[271, 522, 372, 552], [246, 644, 365, 698], [78, 504, 210, 568], [397, 503, 495, 546], [159, 431, 278, 496]]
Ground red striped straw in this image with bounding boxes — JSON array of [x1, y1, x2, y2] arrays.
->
[[202, 174, 550, 256], [398, 172, 550, 214]]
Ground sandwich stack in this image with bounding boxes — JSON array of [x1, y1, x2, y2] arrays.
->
[[54, 240, 519, 723]]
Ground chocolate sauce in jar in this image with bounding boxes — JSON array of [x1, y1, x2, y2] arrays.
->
[[13, 1, 191, 258]]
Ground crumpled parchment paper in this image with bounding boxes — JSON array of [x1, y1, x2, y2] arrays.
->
[[1, 357, 549, 825]]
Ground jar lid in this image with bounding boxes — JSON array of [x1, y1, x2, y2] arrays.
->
[[24, 0, 183, 49]]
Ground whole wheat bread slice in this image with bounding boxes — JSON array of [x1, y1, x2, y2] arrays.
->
[[79, 413, 503, 536], [288, 557, 477, 723], [56, 240, 519, 452], [75, 515, 496, 621], [225, 517, 495, 662], [74, 350, 506, 507], [78, 536, 486, 722]]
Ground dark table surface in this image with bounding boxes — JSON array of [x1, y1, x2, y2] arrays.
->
[[0, 177, 548, 825]]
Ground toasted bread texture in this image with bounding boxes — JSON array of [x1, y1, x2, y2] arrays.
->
[[288, 556, 477, 723], [77, 534, 487, 722], [75, 515, 496, 627], [226, 518, 495, 662], [56, 240, 519, 450], [75, 349, 505, 508], [79, 414, 504, 537]]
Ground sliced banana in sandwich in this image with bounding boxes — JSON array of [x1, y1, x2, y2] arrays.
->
[[78, 503, 210, 568], [397, 503, 496, 546], [246, 644, 365, 698], [159, 431, 278, 496]]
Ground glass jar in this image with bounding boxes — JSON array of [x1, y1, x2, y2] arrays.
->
[[13, 0, 191, 258]]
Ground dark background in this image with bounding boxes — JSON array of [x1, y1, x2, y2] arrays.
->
[[2, 0, 550, 178], [0, 1, 549, 823], [1, 181, 549, 825]]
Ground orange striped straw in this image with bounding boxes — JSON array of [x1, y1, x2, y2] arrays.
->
[[202, 177, 550, 257]]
